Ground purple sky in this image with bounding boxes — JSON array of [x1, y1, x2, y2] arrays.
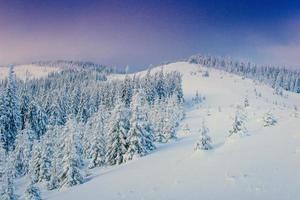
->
[[1, 0, 300, 70]]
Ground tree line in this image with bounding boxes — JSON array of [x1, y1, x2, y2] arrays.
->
[[0, 65, 184, 198]]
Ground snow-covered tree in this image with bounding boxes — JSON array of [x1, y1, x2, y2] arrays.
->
[[263, 112, 277, 127], [189, 54, 300, 94], [0, 66, 21, 152], [228, 109, 247, 137], [124, 91, 155, 161], [59, 118, 84, 188], [39, 131, 56, 182], [24, 182, 42, 200], [46, 127, 60, 190], [202, 70, 209, 77], [88, 108, 107, 169], [161, 96, 182, 141], [28, 101, 48, 140], [192, 90, 204, 105], [155, 68, 166, 100], [29, 141, 42, 183], [12, 125, 32, 177], [0, 154, 17, 200], [150, 99, 167, 143], [194, 121, 212, 150], [105, 101, 130, 165], [244, 96, 249, 107]]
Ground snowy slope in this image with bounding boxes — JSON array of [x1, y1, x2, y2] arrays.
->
[[0, 64, 60, 80], [44, 62, 300, 200]]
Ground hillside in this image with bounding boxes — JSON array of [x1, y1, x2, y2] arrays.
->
[[0, 61, 109, 80], [0, 64, 61, 80], [39, 62, 300, 200]]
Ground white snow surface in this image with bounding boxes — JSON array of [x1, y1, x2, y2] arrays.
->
[[33, 62, 300, 199]]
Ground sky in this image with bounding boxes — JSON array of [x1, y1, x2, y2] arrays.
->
[[0, 0, 300, 71]]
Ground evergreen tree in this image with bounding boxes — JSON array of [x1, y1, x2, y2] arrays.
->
[[39, 131, 55, 182], [47, 162, 59, 190], [12, 126, 32, 177], [194, 121, 212, 150], [228, 109, 247, 137], [28, 101, 48, 140], [0, 154, 17, 200], [24, 182, 42, 200], [124, 91, 155, 161], [263, 112, 277, 127], [29, 141, 42, 183], [46, 126, 60, 190], [121, 75, 133, 107], [0, 66, 21, 152], [105, 102, 130, 165], [59, 118, 84, 188], [155, 68, 166, 100], [88, 109, 107, 169], [143, 68, 156, 104], [244, 96, 249, 107], [161, 97, 179, 141], [151, 99, 167, 143]]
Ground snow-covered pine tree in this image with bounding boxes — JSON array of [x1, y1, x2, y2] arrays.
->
[[120, 75, 134, 107], [151, 99, 167, 143], [161, 96, 179, 141], [47, 160, 59, 190], [24, 182, 42, 200], [169, 94, 184, 125], [88, 108, 107, 169], [39, 131, 56, 182], [194, 121, 212, 150], [12, 126, 32, 177], [29, 141, 42, 183], [244, 96, 249, 107], [228, 109, 247, 137], [59, 118, 84, 188], [46, 126, 61, 190], [20, 88, 30, 130], [0, 144, 6, 179], [28, 101, 48, 140], [202, 70, 209, 77], [155, 68, 166, 100], [143, 68, 156, 105], [0, 66, 21, 152], [0, 154, 18, 200], [192, 90, 202, 105], [263, 112, 277, 127], [105, 101, 130, 165], [71, 86, 81, 117], [124, 90, 155, 162]]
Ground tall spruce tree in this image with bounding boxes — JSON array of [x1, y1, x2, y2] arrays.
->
[[105, 101, 130, 165], [124, 90, 155, 161], [0, 154, 18, 200], [59, 118, 84, 188], [0, 66, 21, 152]]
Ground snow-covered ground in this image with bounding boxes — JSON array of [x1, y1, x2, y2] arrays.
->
[[0, 64, 60, 80], [38, 62, 300, 199]]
